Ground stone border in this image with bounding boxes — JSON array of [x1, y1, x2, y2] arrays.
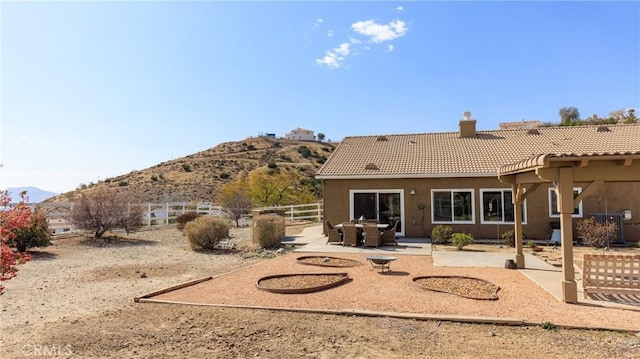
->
[[412, 275, 500, 301], [256, 273, 350, 294], [296, 255, 363, 268]]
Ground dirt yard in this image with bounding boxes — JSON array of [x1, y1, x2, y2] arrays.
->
[[1, 224, 639, 358]]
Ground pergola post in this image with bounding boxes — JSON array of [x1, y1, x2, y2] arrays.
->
[[512, 184, 525, 269], [557, 167, 577, 303]]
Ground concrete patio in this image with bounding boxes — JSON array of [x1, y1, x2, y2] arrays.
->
[[283, 225, 640, 310]]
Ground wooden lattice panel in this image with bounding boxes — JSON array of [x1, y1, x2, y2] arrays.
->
[[582, 254, 640, 296]]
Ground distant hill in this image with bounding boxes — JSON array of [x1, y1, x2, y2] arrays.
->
[[6, 187, 60, 203], [48, 137, 335, 203]]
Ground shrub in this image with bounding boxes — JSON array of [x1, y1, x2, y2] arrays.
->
[[451, 232, 473, 250], [253, 214, 285, 249], [10, 208, 52, 252], [431, 225, 453, 244], [268, 162, 278, 169], [540, 321, 558, 331], [182, 164, 192, 172], [500, 229, 527, 247], [219, 173, 230, 179], [298, 146, 312, 158], [176, 212, 202, 230], [118, 181, 128, 186], [150, 175, 158, 182], [185, 216, 230, 251], [576, 217, 617, 248]]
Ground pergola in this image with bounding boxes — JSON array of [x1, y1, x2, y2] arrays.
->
[[498, 152, 640, 303]]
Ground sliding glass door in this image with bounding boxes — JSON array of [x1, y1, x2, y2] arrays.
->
[[350, 190, 404, 236]]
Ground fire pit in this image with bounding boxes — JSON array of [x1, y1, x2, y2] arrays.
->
[[366, 256, 396, 273]]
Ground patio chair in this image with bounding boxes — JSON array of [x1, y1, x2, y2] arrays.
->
[[341, 223, 359, 247], [366, 219, 379, 224], [381, 221, 399, 246], [363, 223, 381, 248], [325, 220, 343, 245]]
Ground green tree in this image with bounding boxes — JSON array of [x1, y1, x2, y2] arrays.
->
[[624, 109, 637, 124], [247, 167, 317, 207], [217, 174, 253, 227], [317, 133, 326, 141], [559, 107, 581, 126]]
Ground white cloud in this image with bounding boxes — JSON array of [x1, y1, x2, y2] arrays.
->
[[316, 17, 408, 69], [313, 18, 323, 29], [351, 19, 407, 43], [396, 6, 404, 12], [316, 42, 352, 69]]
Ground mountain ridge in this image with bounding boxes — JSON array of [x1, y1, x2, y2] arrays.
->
[[5, 187, 60, 203], [48, 137, 335, 203]]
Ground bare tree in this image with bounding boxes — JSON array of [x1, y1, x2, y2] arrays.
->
[[70, 188, 144, 240]]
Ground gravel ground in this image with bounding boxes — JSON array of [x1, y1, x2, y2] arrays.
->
[[1, 225, 640, 358]]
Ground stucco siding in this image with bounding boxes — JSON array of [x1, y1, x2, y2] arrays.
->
[[322, 178, 640, 243]]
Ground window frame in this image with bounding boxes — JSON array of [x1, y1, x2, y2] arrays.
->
[[431, 189, 475, 224], [479, 188, 527, 224], [548, 187, 583, 218]]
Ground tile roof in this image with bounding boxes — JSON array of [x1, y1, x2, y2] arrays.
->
[[316, 124, 640, 178]]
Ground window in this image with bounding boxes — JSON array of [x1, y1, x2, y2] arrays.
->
[[431, 189, 474, 224], [350, 190, 404, 235], [480, 189, 526, 224], [548, 187, 582, 218]]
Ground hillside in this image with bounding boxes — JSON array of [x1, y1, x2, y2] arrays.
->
[[48, 137, 335, 203]]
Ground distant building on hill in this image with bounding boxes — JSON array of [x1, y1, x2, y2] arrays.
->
[[285, 127, 315, 141], [499, 120, 542, 130]]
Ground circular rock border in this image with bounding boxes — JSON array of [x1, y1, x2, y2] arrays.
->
[[412, 275, 500, 300], [296, 255, 363, 268], [256, 273, 350, 294]]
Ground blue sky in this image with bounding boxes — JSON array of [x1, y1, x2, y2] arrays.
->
[[1, 1, 638, 194]]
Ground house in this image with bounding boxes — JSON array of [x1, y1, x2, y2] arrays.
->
[[316, 115, 640, 243], [285, 127, 315, 141]]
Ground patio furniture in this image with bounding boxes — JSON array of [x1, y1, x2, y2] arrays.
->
[[362, 223, 381, 247], [341, 223, 359, 247], [366, 256, 396, 273], [325, 220, 343, 245], [381, 221, 399, 246]]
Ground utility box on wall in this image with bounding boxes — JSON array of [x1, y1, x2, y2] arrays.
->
[[623, 210, 632, 220]]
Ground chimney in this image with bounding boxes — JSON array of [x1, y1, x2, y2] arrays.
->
[[459, 111, 476, 138]]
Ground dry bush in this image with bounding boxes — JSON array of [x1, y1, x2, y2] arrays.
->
[[176, 212, 202, 231], [576, 217, 617, 248], [253, 214, 285, 249], [185, 216, 230, 250]]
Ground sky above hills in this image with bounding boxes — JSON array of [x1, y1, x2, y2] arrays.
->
[[1, 1, 639, 194]]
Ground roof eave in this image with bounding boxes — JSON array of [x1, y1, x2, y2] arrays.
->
[[316, 172, 496, 180]]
